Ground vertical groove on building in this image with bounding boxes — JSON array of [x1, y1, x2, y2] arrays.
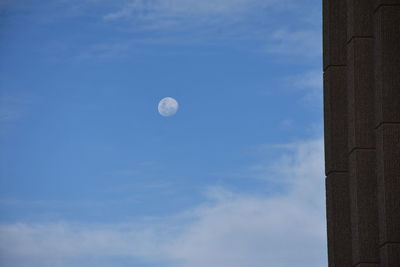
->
[[373, 3, 400, 267], [323, 0, 353, 266], [347, 1, 380, 266]]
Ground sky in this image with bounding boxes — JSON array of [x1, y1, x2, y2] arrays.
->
[[0, 1, 326, 266]]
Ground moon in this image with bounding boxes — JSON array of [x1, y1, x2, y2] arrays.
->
[[158, 97, 179, 117]]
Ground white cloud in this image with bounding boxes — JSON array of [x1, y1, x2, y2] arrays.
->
[[279, 119, 294, 129], [0, 93, 33, 122], [100, 0, 297, 40], [266, 28, 322, 58], [291, 70, 322, 89], [0, 138, 327, 267], [78, 42, 132, 60], [286, 70, 323, 106], [99, 1, 322, 59], [31, 0, 321, 60], [103, 0, 280, 21]]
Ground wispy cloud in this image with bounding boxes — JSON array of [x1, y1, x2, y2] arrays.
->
[[78, 42, 133, 60], [266, 28, 322, 58], [0, 93, 33, 122], [285, 70, 323, 106], [103, 0, 281, 22], [10, 0, 320, 60], [98, 0, 286, 46], [0, 138, 327, 267], [279, 119, 294, 129], [291, 70, 322, 89], [99, 1, 321, 60]]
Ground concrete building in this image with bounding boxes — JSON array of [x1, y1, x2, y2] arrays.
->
[[323, 0, 400, 266]]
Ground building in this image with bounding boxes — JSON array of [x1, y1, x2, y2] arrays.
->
[[323, 0, 400, 266]]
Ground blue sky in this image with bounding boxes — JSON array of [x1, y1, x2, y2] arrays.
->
[[0, 1, 326, 266]]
